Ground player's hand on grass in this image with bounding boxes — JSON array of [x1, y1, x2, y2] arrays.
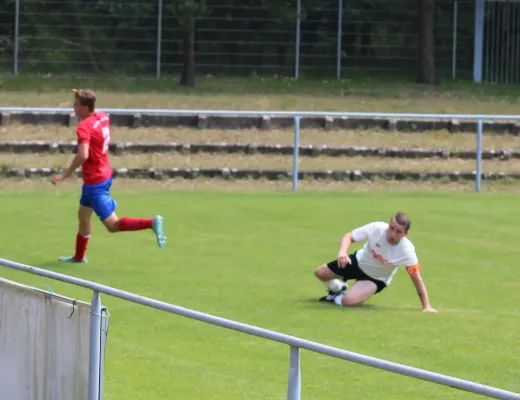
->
[[337, 253, 351, 268], [51, 173, 65, 185], [422, 306, 438, 313]]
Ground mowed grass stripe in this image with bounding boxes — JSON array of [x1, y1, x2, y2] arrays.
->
[[2, 176, 520, 194], [1, 151, 519, 173], [0, 190, 518, 399], [2, 76, 520, 114], [3, 125, 520, 150]]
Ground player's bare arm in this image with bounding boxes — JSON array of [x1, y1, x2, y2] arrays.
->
[[337, 232, 356, 268], [51, 143, 89, 184], [406, 264, 438, 313]]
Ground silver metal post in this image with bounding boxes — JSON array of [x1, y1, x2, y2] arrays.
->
[[494, 1, 499, 83], [156, 0, 163, 79], [452, 0, 458, 80], [513, 3, 520, 83], [13, 0, 20, 77], [287, 346, 301, 400], [511, 3, 520, 83], [476, 119, 483, 193], [295, 0, 301, 79], [473, 0, 485, 83], [88, 291, 103, 400], [505, 2, 510, 83], [485, 1, 490, 82], [336, 0, 343, 81], [500, 2, 506, 83], [99, 308, 109, 400], [490, 1, 496, 82], [292, 116, 300, 191]]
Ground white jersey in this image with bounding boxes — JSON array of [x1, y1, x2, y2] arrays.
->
[[351, 221, 419, 285]]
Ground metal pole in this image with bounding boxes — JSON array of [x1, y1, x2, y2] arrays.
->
[[495, 1, 500, 83], [99, 308, 109, 400], [88, 291, 102, 400], [156, 0, 163, 79], [500, 2, 506, 83], [295, 0, 301, 79], [505, 2, 510, 83], [287, 346, 301, 400], [511, 4, 520, 83], [485, 0, 490, 82], [490, 1, 496, 82], [452, 0, 458, 80], [292, 116, 300, 191], [13, 0, 20, 77], [476, 119, 483, 193], [336, 0, 343, 81], [513, 3, 520, 83], [473, 0, 485, 83]]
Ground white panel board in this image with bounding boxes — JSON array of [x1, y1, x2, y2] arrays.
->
[[0, 278, 91, 400]]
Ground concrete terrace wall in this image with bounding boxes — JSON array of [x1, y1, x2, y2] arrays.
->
[[2, 111, 520, 134], [2, 110, 520, 184]]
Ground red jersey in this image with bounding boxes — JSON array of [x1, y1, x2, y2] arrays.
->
[[76, 111, 113, 185]]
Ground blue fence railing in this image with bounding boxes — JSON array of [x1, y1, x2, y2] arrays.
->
[[2, 107, 520, 192]]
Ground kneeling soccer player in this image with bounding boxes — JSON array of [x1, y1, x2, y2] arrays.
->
[[314, 212, 437, 312], [51, 89, 166, 263]]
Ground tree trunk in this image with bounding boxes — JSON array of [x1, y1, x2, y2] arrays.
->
[[180, 0, 196, 87], [417, 0, 439, 84]]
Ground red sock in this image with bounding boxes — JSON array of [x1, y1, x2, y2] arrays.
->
[[74, 233, 90, 260], [118, 217, 153, 231]]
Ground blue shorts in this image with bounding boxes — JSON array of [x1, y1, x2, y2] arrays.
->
[[79, 177, 118, 221]]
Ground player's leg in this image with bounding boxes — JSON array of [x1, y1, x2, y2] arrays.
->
[[103, 213, 166, 248], [58, 205, 93, 263], [315, 252, 362, 295], [101, 212, 147, 233], [323, 280, 378, 307], [106, 177, 165, 247], [314, 262, 349, 294], [94, 200, 166, 248], [320, 275, 386, 307]]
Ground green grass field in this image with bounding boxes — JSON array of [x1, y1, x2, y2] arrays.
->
[[1, 73, 519, 398], [1, 75, 520, 114], [1, 184, 520, 400]]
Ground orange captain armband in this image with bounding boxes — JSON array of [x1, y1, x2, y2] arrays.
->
[[406, 263, 421, 275]]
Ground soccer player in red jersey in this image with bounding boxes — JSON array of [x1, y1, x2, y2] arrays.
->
[[51, 89, 166, 263]]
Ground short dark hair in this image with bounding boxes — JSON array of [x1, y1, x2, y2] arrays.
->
[[73, 89, 96, 112], [393, 212, 411, 232]]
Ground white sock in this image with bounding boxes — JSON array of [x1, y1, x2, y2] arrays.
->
[[334, 294, 344, 306], [322, 279, 344, 293]]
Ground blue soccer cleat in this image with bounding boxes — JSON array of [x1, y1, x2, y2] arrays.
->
[[58, 256, 88, 264], [152, 215, 166, 248]]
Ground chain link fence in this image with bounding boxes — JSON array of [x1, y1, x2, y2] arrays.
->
[[0, 0, 475, 79]]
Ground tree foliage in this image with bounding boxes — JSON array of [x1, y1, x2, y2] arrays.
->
[[0, 0, 476, 81]]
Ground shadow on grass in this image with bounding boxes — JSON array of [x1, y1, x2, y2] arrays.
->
[[299, 297, 416, 313], [34, 259, 88, 272], [299, 296, 406, 312]]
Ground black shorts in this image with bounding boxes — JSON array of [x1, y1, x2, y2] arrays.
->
[[326, 252, 387, 294]]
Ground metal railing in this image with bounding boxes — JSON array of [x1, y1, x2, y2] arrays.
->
[[1, 257, 519, 400], [2, 107, 520, 192]]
